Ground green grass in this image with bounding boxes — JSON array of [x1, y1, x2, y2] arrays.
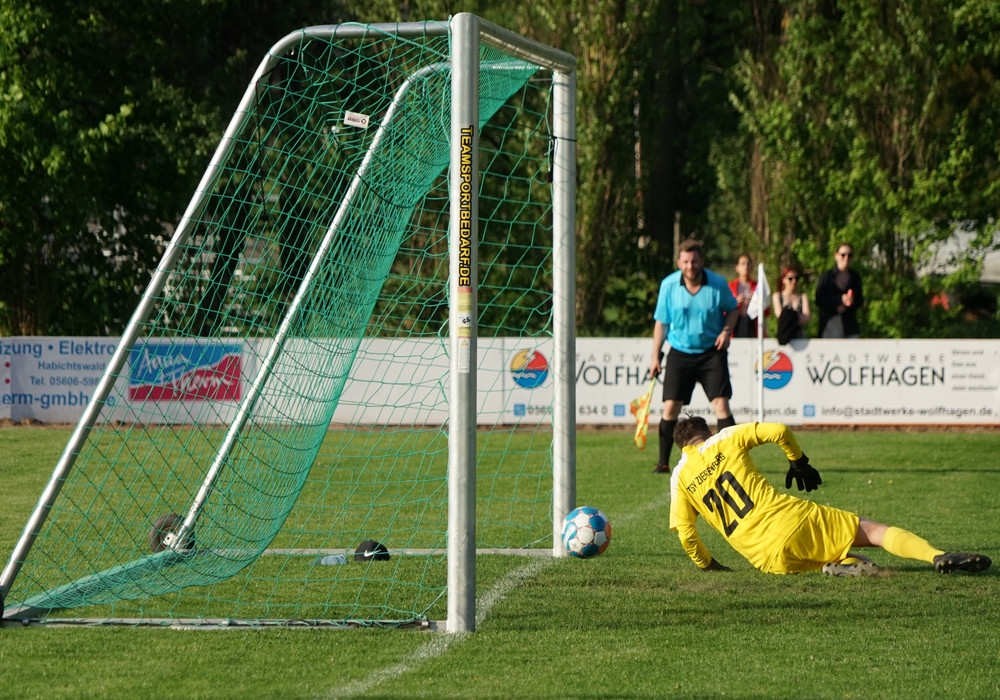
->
[[2, 426, 1000, 698], [0, 424, 555, 623]]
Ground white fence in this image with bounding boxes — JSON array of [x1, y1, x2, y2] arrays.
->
[[2, 337, 998, 426]]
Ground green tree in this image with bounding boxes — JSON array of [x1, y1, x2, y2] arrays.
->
[[342, 0, 661, 335], [502, 0, 751, 335], [0, 0, 340, 335], [550, 0, 651, 335], [727, 0, 1000, 337]]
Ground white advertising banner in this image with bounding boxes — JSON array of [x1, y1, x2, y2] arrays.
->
[[1, 338, 116, 423], [329, 337, 508, 426], [566, 338, 1000, 426], [743, 338, 1000, 425], [2, 336, 998, 426]]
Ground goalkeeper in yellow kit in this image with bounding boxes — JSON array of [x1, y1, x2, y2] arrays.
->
[[668, 416, 992, 576]]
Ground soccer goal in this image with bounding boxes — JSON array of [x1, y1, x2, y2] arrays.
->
[[0, 14, 576, 633]]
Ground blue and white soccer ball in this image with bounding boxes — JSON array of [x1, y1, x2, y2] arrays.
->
[[561, 506, 612, 558]]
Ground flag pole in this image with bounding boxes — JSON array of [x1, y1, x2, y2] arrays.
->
[[754, 263, 767, 421]]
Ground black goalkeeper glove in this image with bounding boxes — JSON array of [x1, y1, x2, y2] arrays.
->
[[785, 453, 822, 492], [702, 558, 731, 572]]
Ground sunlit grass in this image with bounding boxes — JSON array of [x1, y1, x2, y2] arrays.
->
[[1, 426, 998, 698]]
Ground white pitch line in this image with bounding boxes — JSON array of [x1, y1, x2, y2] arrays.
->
[[326, 557, 552, 699], [325, 489, 670, 698]]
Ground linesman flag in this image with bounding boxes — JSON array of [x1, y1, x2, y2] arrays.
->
[[747, 263, 771, 321], [629, 376, 658, 450], [748, 262, 770, 419]]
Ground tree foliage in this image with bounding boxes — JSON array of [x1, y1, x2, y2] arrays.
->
[[727, 0, 1000, 337], [495, 0, 752, 335], [0, 0, 340, 334], [1, 0, 998, 337]]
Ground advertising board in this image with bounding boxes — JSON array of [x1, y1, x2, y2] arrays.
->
[[2, 336, 998, 426]]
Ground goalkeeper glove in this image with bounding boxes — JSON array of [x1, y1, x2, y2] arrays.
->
[[702, 558, 731, 572], [785, 453, 822, 492]]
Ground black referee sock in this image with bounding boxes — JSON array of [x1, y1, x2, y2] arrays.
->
[[716, 415, 736, 431], [658, 419, 678, 468]]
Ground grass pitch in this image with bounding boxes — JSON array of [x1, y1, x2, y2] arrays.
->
[[1, 425, 999, 698]]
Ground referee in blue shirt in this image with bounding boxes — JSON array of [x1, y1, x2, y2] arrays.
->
[[650, 239, 739, 473]]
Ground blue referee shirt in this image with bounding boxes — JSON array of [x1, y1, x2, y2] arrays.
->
[[654, 269, 737, 354]]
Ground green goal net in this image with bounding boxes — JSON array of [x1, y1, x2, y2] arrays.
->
[[0, 16, 576, 631]]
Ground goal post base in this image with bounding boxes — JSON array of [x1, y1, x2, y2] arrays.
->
[[1, 617, 441, 631]]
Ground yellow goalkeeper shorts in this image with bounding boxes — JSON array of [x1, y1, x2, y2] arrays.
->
[[764, 502, 860, 574]]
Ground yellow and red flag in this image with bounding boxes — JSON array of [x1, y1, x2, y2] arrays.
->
[[629, 376, 658, 450]]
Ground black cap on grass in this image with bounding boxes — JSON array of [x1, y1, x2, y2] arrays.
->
[[354, 539, 390, 562]]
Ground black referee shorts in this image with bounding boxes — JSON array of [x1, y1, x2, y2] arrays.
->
[[661, 346, 732, 404]]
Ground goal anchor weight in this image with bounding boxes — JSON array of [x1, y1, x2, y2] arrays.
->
[[150, 514, 195, 554]]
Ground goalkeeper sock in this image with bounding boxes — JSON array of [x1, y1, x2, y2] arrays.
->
[[882, 526, 944, 564], [716, 415, 736, 431], [658, 419, 677, 467]]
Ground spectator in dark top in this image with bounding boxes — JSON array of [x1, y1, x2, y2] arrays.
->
[[772, 265, 810, 343], [816, 243, 863, 338]]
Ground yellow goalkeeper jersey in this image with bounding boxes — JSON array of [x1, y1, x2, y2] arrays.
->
[[669, 422, 819, 572]]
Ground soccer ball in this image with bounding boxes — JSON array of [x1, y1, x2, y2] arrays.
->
[[561, 506, 612, 558]]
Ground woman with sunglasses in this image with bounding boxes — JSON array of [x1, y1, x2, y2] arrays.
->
[[772, 266, 811, 342], [815, 243, 864, 338]]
